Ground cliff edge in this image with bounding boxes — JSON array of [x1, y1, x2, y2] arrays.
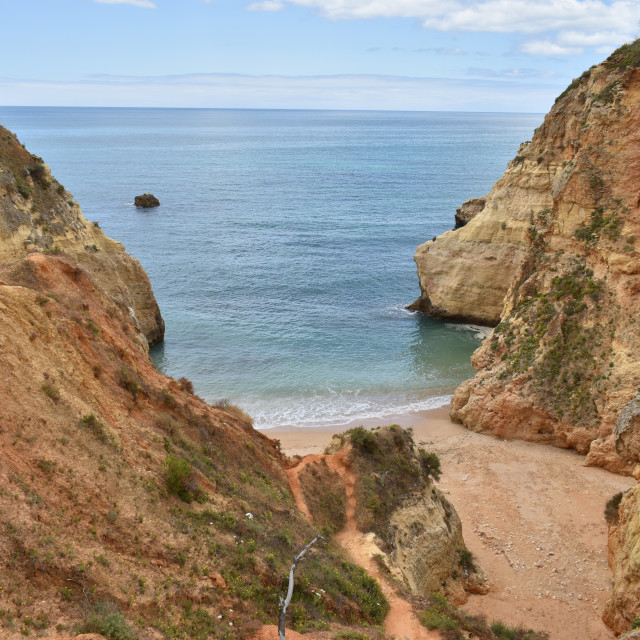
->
[[0, 126, 164, 345], [414, 42, 640, 473], [413, 40, 640, 632]]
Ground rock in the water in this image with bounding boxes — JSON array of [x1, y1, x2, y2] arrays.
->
[[134, 193, 160, 208]]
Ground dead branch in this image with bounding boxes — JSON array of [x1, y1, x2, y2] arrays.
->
[[278, 535, 322, 640]]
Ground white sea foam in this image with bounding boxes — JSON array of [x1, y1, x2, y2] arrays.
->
[[246, 391, 452, 431], [447, 323, 493, 340]]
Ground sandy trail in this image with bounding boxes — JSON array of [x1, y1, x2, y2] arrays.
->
[[275, 407, 635, 640], [287, 450, 440, 640]]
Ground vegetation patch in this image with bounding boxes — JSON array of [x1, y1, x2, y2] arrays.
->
[[41, 382, 60, 403], [80, 602, 135, 640], [605, 38, 640, 70], [575, 203, 624, 245], [492, 240, 613, 425], [79, 413, 111, 445], [298, 460, 347, 532], [165, 454, 200, 503], [341, 425, 442, 547], [605, 491, 624, 525], [421, 593, 549, 640]]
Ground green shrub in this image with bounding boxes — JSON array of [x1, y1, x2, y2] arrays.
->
[[27, 162, 47, 183], [419, 450, 441, 481], [79, 414, 109, 444], [458, 548, 476, 573], [349, 426, 378, 455], [605, 492, 624, 525], [165, 455, 198, 503], [161, 388, 177, 408], [632, 616, 640, 629], [41, 382, 60, 403], [81, 602, 135, 640], [118, 366, 142, 400], [491, 620, 549, 640]]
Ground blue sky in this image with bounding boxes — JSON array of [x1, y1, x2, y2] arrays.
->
[[0, 0, 638, 111]]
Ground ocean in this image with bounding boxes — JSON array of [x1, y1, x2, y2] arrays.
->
[[0, 107, 541, 429]]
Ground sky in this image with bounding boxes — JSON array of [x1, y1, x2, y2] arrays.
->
[[0, 0, 638, 112]]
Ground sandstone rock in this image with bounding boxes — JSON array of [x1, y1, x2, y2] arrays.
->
[[417, 45, 640, 473], [0, 126, 164, 345], [210, 572, 227, 589], [454, 197, 486, 228], [134, 192, 160, 208], [388, 487, 465, 595], [604, 484, 640, 633], [616, 390, 640, 463]]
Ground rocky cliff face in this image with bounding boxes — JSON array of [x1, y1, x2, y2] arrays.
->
[[0, 131, 393, 640], [605, 481, 640, 634], [413, 40, 640, 632], [324, 427, 487, 602], [414, 44, 640, 475], [0, 126, 164, 345]]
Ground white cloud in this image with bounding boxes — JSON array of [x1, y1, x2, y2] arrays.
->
[[557, 30, 631, 48], [0, 72, 558, 113], [467, 67, 558, 78], [94, 0, 157, 7], [259, 0, 638, 56], [520, 40, 582, 56], [246, 0, 285, 10]]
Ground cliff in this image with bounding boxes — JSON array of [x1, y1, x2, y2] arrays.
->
[[413, 42, 640, 473], [0, 133, 397, 639], [412, 40, 640, 632], [0, 126, 164, 345], [322, 426, 488, 603]]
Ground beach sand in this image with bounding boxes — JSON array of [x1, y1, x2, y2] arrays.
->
[[266, 405, 635, 640]]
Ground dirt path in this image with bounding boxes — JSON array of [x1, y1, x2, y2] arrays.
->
[[287, 450, 440, 640]]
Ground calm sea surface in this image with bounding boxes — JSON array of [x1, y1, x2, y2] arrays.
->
[[0, 107, 541, 429]]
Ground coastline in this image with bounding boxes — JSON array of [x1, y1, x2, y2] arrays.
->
[[265, 404, 456, 457], [269, 404, 634, 639]]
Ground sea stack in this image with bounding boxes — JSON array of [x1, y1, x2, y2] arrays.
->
[[134, 192, 160, 208]]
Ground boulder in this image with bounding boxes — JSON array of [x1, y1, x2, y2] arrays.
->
[[134, 193, 160, 208]]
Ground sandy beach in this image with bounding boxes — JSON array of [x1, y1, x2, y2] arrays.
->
[[267, 406, 635, 640]]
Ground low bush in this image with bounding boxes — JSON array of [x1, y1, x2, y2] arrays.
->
[[81, 602, 135, 640], [165, 455, 199, 503], [41, 382, 60, 403], [605, 492, 624, 525], [79, 414, 109, 444]]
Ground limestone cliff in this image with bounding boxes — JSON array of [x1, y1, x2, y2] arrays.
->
[[0, 126, 164, 345], [323, 426, 488, 602], [412, 40, 640, 632], [412, 42, 640, 475], [605, 481, 640, 634], [0, 133, 392, 639]]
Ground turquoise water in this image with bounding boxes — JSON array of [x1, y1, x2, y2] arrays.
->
[[0, 107, 541, 429]]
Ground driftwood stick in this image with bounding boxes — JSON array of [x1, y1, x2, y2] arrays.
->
[[278, 535, 322, 640]]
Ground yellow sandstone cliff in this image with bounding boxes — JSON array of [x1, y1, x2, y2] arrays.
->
[[413, 40, 640, 632], [415, 42, 640, 473], [0, 126, 164, 345]]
